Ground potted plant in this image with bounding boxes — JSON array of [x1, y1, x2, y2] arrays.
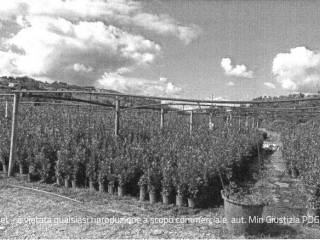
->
[[107, 173, 116, 195], [187, 177, 204, 208], [98, 168, 106, 192], [148, 183, 157, 204], [35, 148, 47, 181], [174, 141, 203, 208], [173, 157, 187, 208], [16, 143, 26, 176], [114, 147, 135, 197], [105, 144, 116, 195], [173, 158, 187, 207], [71, 145, 85, 189], [161, 177, 172, 205], [117, 173, 125, 197], [175, 184, 186, 207], [160, 149, 176, 205], [138, 174, 148, 202], [86, 145, 98, 192], [141, 140, 161, 204], [26, 149, 35, 182], [221, 182, 267, 235], [56, 148, 70, 187], [146, 165, 161, 204]]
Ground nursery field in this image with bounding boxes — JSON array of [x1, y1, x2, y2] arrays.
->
[[2, 93, 320, 238], [0, 101, 265, 209]]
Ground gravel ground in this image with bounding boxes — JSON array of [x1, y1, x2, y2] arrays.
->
[[0, 178, 230, 239], [1, 171, 320, 238]]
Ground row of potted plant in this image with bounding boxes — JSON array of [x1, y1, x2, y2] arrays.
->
[[281, 121, 320, 213], [0, 104, 265, 209]]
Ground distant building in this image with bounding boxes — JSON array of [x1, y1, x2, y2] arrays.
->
[[8, 82, 18, 88]]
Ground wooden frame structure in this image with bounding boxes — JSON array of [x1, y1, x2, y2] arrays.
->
[[3, 90, 320, 177]]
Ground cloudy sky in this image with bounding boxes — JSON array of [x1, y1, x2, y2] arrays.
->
[[1, 0, 320, 100]]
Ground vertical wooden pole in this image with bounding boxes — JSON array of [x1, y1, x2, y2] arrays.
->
[[252, 117, 255, 129], [8, 93, 20, 177], [189, 111, 193, 135], [209, 114, 214, 130], [5, 100, 8, 118], [160, 108, 164, 130], [114, 98, 120, 137], [245, 116, 249, 128], [238, 116, 241, 131]]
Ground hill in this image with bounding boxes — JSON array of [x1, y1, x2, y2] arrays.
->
[[0, 76, 162, 109], [0, 76, 119, 93]]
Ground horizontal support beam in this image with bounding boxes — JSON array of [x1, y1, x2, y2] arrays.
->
[[14, 90, 320, 105]]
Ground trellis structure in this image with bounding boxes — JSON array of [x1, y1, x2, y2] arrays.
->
[[3, 90, 320, 177]]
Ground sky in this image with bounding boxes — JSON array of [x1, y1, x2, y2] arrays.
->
[[1, 0, 320, 100]]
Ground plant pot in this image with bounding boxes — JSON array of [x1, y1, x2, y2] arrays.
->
[[2, 164, 7, 173], [291, 168, 298, 178], [89, 179, 95, 191], [176, 194, 184, 207], [139, 186, 146, 202], [162, 193, 169, 205], [19, 163, 24, 174], [28, 166, 34, 182], [99, 181, 105, 192], [64, 177, 70, 188], [188, 198, 196, 208], [221, 190, 264, 236], [108, 183, 114, 195], [149, 191, 156, 204], [118, 185, 124, 197], [71, 179, 77, 189], [56, 176, 62, 186]]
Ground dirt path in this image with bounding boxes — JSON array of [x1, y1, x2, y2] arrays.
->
[[256, 129, 308, 216]]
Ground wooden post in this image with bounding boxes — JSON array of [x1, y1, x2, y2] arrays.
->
[[8, 93, 20, 177], [209, 114, 214, 130], [5, 100, 8, 118], [245, 116, 249, 128], [252, 117, 255, 129], [229, 112, 232, 123], [189, 111, 193, 135], [114, 98, 120, 137], [160, 108, 164, 130]]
